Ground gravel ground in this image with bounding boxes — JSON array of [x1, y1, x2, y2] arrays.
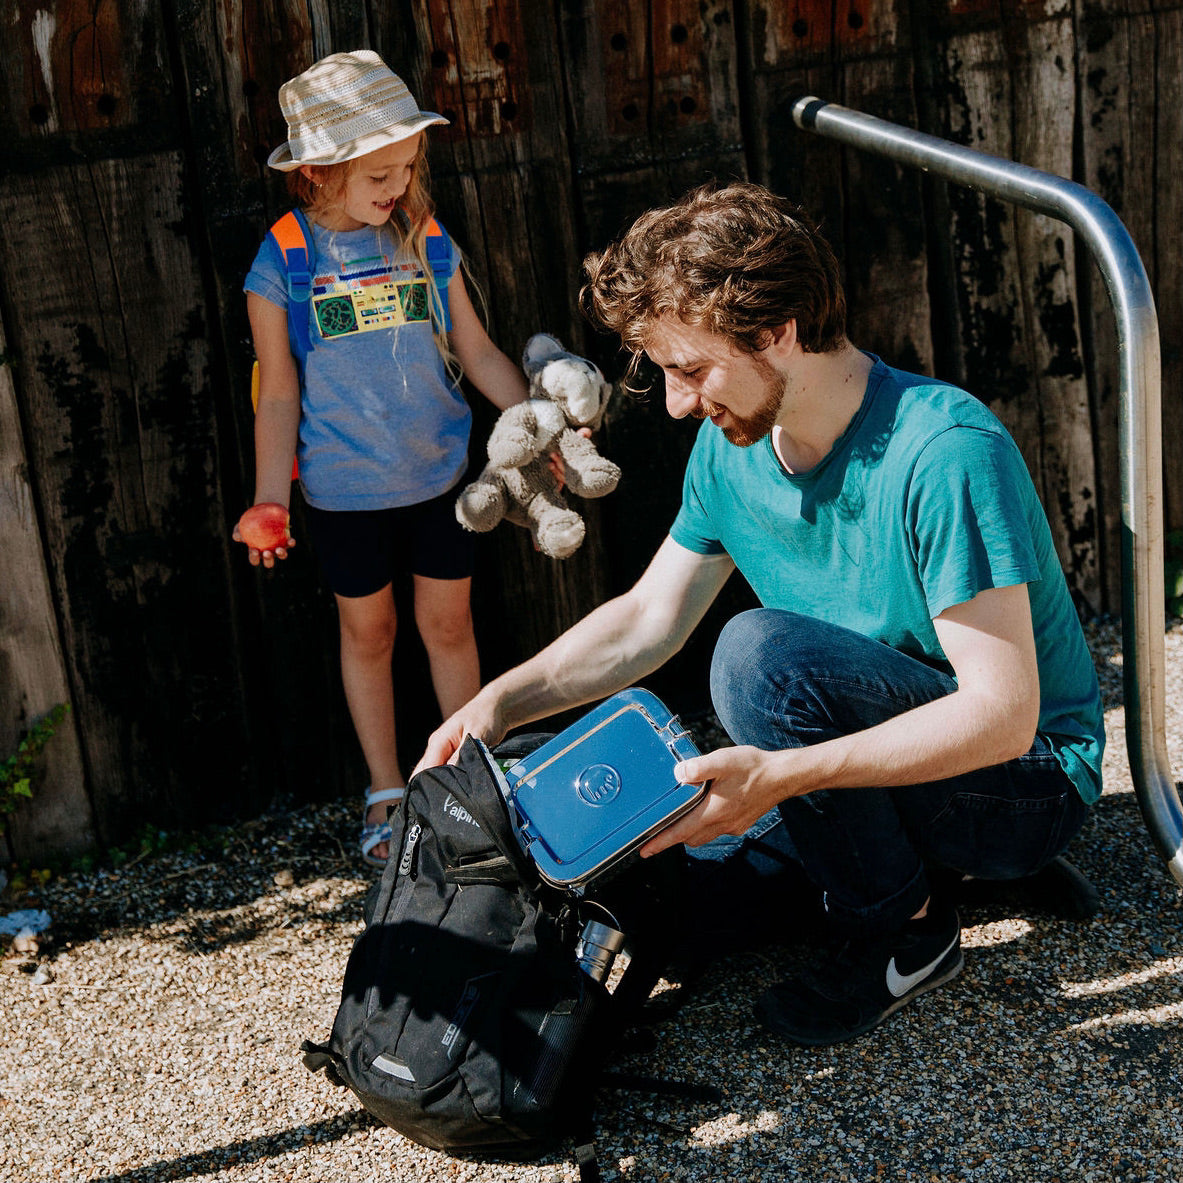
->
[[3, 618, 1182, 1183]]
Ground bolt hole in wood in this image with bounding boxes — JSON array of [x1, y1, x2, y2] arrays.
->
[[96, 93, 116, 116], [622, 102, 639, 121], [848, 9, 864, 28], [611, 32, 627, 51], [793, 18, 808, 36], [671, 23, 689, 44], [493, 41, 511, 60], [29, 103, 50, 124], [242, 79, 260, 98], [431, 50, 448, 68]]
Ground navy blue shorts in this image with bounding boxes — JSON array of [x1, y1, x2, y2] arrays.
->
[[302, 483, 475, 598]]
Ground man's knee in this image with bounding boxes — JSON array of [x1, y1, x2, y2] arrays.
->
[[712, 608, 787, 689], [709, 609, 833, 727]]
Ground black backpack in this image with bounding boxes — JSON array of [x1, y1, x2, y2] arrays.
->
[[301, 736, 707, 1177]]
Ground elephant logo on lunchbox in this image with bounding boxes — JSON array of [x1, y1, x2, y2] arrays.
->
[[576, 764, 622, 806]]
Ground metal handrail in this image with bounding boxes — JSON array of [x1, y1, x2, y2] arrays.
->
[[792, 97, 1183, 886]]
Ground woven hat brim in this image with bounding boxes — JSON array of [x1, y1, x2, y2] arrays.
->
[[267, 112, 449, 172]]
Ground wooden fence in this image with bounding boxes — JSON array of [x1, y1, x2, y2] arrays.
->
[[2, 0, 1180, 860]]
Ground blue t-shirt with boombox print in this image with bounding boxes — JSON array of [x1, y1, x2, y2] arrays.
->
[[245, 218, 464, 511], [670, 356, 1104, 805]]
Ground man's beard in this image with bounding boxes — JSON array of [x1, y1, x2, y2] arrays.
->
[[693, 364, 786, 448]]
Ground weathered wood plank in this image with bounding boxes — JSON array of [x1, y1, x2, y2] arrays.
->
[[1074, 0, 1159, 613], [743, 1, 933, 377], [1151, 5, 1183, 555], [171, 1, 377, 802], [1008, 3, 1099, 613], [921, 0, 1100, 614], [0, 152, 257, 838], [834, 16, 931, 377], [0, 0, 173, 163], [0, 319, 94, 861]]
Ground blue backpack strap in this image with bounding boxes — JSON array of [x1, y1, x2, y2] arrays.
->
[[424, 217, 453, 331], [267, 208, 314, 362]]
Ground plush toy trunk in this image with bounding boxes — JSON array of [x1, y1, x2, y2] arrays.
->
[[503, 688, 706, 889]]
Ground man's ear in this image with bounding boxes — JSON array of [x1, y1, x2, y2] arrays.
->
[[765, 320, 798, 357]]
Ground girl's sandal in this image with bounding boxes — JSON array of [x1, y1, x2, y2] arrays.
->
[[359, 787, 406, 868]]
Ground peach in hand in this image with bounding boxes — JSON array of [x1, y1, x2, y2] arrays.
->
[[238, 502, 291, 551]]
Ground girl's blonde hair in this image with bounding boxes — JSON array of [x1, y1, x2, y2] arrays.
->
[[287, 136, 464, 379]]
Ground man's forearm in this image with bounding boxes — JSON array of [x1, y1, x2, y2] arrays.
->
[[478, 541, 734, 734], [477, 591, 679, 732], [777, 681, 1039, 796]]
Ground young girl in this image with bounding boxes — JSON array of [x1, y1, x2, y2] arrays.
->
[[238, 50, 529, 867]]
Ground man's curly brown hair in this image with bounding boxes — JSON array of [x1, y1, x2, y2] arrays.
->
[[580, 182, 847, 386]]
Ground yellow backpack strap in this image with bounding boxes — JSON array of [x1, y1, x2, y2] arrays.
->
[[251, 355, 299, 482]]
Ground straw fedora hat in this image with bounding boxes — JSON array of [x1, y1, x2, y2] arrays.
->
[[267, 50, 449, 172]]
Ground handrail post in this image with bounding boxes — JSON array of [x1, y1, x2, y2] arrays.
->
[[792, 97, 1183, 886]]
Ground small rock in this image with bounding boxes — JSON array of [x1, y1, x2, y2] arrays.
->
[[273, 868, 295, 888], [12, 933, 40, 956]]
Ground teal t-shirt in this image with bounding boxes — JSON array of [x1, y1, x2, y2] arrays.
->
[[670, 357, 1104, 804]]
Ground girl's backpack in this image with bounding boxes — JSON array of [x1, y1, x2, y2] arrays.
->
[[301, 737, 706, 1179]]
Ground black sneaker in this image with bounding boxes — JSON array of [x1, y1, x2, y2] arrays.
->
[[939, 855, 1101, 921], [755, 900, 963, 1046]]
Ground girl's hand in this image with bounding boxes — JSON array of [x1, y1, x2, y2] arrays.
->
[[233, 509, 295, 569], [546, 427, 593, 489]]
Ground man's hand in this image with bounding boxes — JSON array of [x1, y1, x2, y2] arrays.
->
[[640, 744, 798, 857], [413, 693, 506, 777]]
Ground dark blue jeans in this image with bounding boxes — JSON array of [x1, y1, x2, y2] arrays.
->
[[707, 609, 1089, 934]]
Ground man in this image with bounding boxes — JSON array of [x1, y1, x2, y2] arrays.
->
[[417, 182, 1104, 1047]]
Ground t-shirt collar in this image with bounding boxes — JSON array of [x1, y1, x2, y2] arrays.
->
[[767, 352, 886, 480]]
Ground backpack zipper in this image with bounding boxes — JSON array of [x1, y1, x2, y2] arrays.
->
[[365, 820, 423, 1021], [397, 822, 421, 881]]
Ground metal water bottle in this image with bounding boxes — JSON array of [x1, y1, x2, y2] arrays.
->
[[575, 919, 626, 983]]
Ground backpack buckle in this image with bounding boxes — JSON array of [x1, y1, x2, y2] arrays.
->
[[285, 247, 312, 304]]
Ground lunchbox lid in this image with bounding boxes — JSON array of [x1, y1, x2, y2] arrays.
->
[[503, 688, 705, 888]]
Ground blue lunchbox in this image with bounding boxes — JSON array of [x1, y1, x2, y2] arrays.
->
[[499, 688, 707, 889]]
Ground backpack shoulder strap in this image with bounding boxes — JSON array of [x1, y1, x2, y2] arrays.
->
[[423, 216, 453, 332], [267, 208, 314, 361]]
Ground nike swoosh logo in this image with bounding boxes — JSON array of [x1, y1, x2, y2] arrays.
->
[[885, 931, 959, 998]]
